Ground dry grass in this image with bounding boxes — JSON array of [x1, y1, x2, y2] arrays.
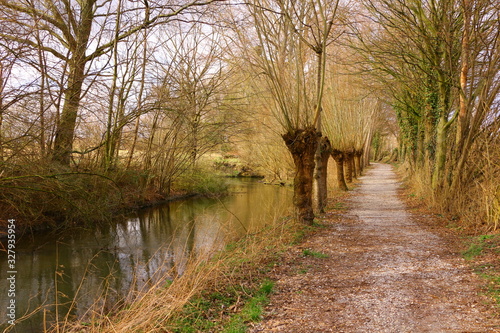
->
[[453, 139, 500, 232], [43, 214, 302, 333], [0, 161, 153, 231], [400, 137, 500, 233]]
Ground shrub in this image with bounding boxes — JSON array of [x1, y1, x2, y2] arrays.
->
[[176, 169, 229, 196]]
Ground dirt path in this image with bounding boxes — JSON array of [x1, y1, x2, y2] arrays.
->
[[251, 163, 500, 332]]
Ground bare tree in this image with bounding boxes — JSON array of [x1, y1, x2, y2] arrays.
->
[[0, 29, 37, 163], [359, 0, 461, 189], [0, 0, 227, 166], [356, 0, 500, 228], [323, 65, 380, 189], [449, 0, 500, 194], [245, 0, 343, 223], [156, 22, 230, 169]]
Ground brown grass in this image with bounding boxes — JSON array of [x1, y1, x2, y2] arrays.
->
[[44, 213, 302, 333], [400, 137, 500, 233], [453, 139, 500, 232]]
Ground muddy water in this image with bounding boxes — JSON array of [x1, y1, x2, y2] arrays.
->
[[0, 179, 292, 332]]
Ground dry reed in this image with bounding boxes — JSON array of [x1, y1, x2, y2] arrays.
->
[[401, 135, 500, 233], [42, 211, 299, 333]]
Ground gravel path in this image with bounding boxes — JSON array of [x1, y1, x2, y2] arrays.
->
[[251, 163, 500, 332]]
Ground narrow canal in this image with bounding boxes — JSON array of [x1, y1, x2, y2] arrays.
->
[[0, 179, 292, 332]]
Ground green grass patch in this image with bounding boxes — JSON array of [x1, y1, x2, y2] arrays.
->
[[463, 234, 497, 260], [171, 280, 275, 333], [473, 268, 500, 306], [298, 268, 308, 274], [302, 248, 329, 258], [484, 275, 500, 305], [463, 243, 484, 261], [223, 280, 274, 333], [464, 234, 500, 310], [290, 218, 329, 245], [177, 168, 229, 196], [331, 202, 346, 210]]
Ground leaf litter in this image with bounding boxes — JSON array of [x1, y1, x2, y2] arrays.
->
[[250, 164, 500, 333]]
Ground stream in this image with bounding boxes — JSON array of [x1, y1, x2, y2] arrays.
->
[[0, 178, 292, 332]]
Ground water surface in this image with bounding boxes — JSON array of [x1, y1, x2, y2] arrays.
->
[[0, 179, 292, 332]]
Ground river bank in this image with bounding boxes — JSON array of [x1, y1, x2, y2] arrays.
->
[[0, 177, 294, 332], [10, 164, 499, 332], [30, 186, 349, 333], [0, 160, 264, 237], [58, 163, 500, 333]]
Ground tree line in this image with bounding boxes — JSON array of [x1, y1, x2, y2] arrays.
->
[[0, 0, 498, 229]]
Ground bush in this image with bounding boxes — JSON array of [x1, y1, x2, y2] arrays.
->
[[0, 169, 123, 230], [176, 169, 229, 196]]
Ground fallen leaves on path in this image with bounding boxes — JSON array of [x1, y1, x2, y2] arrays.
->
[[251, 164, 500, 333]]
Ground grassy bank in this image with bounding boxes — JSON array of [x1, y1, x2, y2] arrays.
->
[[0, 163, 231, 234], [400, 167, 500, 313], [43, 183, 353, 333]]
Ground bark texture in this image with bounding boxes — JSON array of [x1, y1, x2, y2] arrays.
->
[[52, 0, 96, 165], [283, 127, 320, 225], [354, 150, 363, 177], [313, 136, 331, 214], [345, 150, 355, 183], [331, 149, 348, 191]]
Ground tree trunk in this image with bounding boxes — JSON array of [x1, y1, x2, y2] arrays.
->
[[52, 61, 86, 165], [363, 126, 374, 168], [331, 149, 348, 191], [191, 117, 199, 168], [354, 150, 363, 177], [127, 116, 141, 169], [417, 120, 425, 167], [456, 0, 471, 156], [345, 150, 355, 183], [283, 127, 319, 225], [127, 28, 148, 170], [432, 68, 453, 191], [313, 136, 331, 214], [51, 0, 95, 165], [448, 0, 472, 198], [350, 151, 356, 179], [104, 13, 120, 169], [0, 113, 3, 162], [36, 33, 47, 158], [0, 66, 4, 162], [144, 110, 160, 171], [362, 142, 371, 168], [432, 114, 448, 191]]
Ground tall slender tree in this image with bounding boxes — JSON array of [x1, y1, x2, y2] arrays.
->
[[0, 0, 226, 166]]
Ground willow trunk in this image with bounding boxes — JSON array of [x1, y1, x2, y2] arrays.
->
[[331, 150, 348, 191], [313, 137, 331, 214], [345, 150, 355, 183], [354, 150, 363, 177], [283, 127, 319, 225]]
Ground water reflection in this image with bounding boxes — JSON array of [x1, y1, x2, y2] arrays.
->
[[0, 179, 292, 332]]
